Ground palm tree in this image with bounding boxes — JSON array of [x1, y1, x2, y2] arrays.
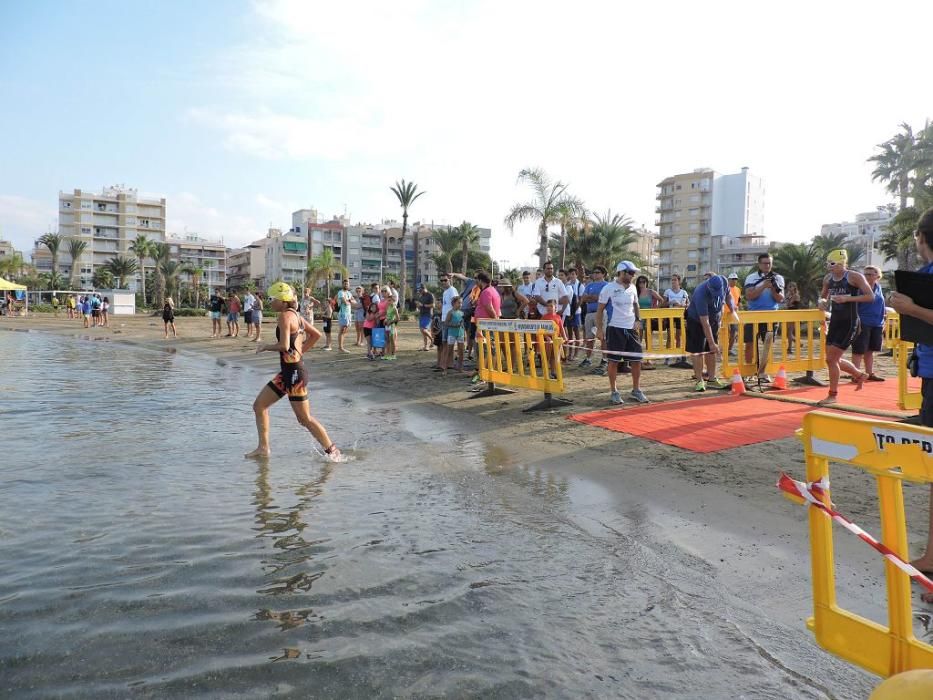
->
[[191, 265, 205, 308], [105, 256, 138, 289], [180, 263, 197, 305], [91, 267, 113, 290], [159, 259, 181, 301], [390, 179, 425, 311], [66, 238, 88, 289], [38, 232, 65, 275], [129, 235, 152, 305], [307, 248, 349, 298], [869, 123, 920, 210], [810, 232, 865, 267], [772, 242, 824, 306], [504, 167, 584, 268], [42, 270, 67, 290], [583, 210, 637, 270], [150, 242, 171, 306], [428, 226, 461, 276], [454, 221, 481, 276]]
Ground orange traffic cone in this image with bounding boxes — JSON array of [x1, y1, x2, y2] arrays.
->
[[773, 365, 788, 390], [731, 369, 746, 396]]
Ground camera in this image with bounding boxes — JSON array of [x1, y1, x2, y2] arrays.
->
[[763, 271, 783, 294]]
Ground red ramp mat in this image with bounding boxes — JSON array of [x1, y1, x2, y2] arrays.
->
[[569, 395, 814, 453], [747, 374, 918, 416]]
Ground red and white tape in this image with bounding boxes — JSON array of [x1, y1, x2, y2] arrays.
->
[[777, 472, 933, 594]]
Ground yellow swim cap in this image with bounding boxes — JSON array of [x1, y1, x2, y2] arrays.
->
[[827, 248, 848, 265], [267, 281, 297, 302]]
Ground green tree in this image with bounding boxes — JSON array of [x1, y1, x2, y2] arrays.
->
[[450, 249, 492, 276], [105, 256, 138, 289], [390, 179, 425, 311], [306, 248, 349, 298], [454, 221, 481, 276], [581, 210, 637, 271], [869, 122, 922, 210], [66, 238, 88, 288], [42, 270, 67, 290], [0, 252, 26, 281], [772, 243, 824, 306], [428, 226, 460, 276], [810, 232, 865, 267], [91, 267, 113, 289], [129, 235, 152, 306], [159, 259, 181, 301], [38, 232, 65, 275], [150, 242, 170, 306], [505, 167, 583, 269]]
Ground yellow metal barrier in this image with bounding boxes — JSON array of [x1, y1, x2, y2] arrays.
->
[[793, 411, 933, 677], [476, 319, 571, 412], [719, 309, 827, 378], [640, 307, 688, 355], [883, 311, 900, 351], [895, 340, 923, 411]]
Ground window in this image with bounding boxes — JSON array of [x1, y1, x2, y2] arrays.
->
[[80, 227, 91, 234], [691, 182, 696, 189], [674, 198, 681, 206], [689, 236, 698, 244], [689, 222, 699, 231], [688, 208, 699, 216], [62, 200, 72, 208], [673, 225, 681, 232], [676, 185, 682, 191], [689, 195, 700, 203], [686, 264, 697, 272], [688, 250, 698, 259]]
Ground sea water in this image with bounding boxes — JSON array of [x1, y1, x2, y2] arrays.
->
[[0, 330, 871, 698]]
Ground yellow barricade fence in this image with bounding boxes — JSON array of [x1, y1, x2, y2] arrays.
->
[[640, 307, 688, 356], [883, 311, 900, 352], [896, 339, 923, 411], [719, 309, 827, 378], [476, 318, 572, 412], [786, 411, 933, 677]]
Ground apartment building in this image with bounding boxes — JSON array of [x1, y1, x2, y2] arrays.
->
[[820, 207, 895, 271], [656, 167, 765, 287], [165, 232, 226, 292], [710, 234, 771, 278], [49, 185, 166, 288], [0, 239, 18, 263], [629, 228, 659, 280], [226, 244, 267, 290], [412, 222, 492, 286], [261, 228, 308, 288]]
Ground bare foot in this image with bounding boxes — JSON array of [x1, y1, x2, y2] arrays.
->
[[324, 445, 345, 463], [245, 447, 270, 458], [911, 557, 933, 574], [816, 394, 837, 406], [853, 372, 867, 391]]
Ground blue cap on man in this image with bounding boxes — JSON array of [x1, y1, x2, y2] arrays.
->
[[706, 274, 726, 295]]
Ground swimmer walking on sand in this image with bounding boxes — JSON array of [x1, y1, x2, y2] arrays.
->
[[246, 282, 342, 462]]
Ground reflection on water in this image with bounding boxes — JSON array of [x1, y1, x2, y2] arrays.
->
[[0, 331, 872, 699]]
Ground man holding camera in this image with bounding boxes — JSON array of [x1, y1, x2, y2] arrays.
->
[[743, 253, 785, 382]]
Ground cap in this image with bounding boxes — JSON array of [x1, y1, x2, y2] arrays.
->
[[728, 272, 739, 279], [267, 281, 297, 302], [827, 248, 848, 265], [707, 275, 726, 295], [616, 260, 639, 274]]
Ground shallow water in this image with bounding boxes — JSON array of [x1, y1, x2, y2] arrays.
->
[[0, 331, 867, 698]]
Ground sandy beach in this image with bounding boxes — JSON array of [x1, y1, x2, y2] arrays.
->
[[4, 311, 932, 695]]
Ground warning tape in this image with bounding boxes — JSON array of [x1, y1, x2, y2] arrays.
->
[[777, 472, 933, 594], [560, 337, 716, 361]]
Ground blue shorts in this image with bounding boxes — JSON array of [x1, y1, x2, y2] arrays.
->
[[339, 313, 351, 328], [419, 314, 432, 330], [566, 314, 580, 329], [211, 311, 221, 320], [227, 312, 238, 323], [355, 308, 365, 323]]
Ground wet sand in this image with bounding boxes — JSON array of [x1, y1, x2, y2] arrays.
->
[[6, 312, 933, 695]]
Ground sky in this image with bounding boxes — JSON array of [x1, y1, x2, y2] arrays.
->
[[1, 0, 931, 270]]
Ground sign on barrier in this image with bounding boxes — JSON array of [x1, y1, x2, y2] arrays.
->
[[788, 411, 933, 678], [719, 309, 827, 378], [476, 319, 571, 411]]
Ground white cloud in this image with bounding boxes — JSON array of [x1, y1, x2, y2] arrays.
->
[[256, 193, 285, 210], [167, 191, 265, 249], [0, 195, 57, 254]]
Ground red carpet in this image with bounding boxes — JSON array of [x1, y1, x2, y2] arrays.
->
[[569, 395, 816, 452], [746, 373, 919, 415]]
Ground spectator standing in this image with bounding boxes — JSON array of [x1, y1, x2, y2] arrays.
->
[[242, 290, 256, 339], [162, 296, 177, 338], [563, 268, 584, 361], [595, 261, 648, 405], [441, 296, 465, 374], [517, 270, 535, 317], [353, 286, 366, 346], [579, 265, 608, 368], [539, 299, 567, 378], [851, 265, 886, 380], [101, 296, 109, 327], [783, 281, 803, 353], [335, 279, 354, 353], [887, 208, 933, 580], [816, 249, 874, 405], [208, 289, 224, 338], [417, 284, 435, 351], [685, 274, 736, 392], [727, 273, 742, 355], [530, 261, 569, 318], [743, 253, 785, 382], [252, 293, 265, 343], [663, 274, 690, 367], [636, 275, 665, 369], [226, 292, 241, 337]]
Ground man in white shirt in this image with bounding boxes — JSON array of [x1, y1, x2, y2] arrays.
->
[[596, 261, 649, 406], [530, 261, 569, 317], [242, 291, 256, 338], [435, 274, 460, 369], [517, 270, 535, 318]]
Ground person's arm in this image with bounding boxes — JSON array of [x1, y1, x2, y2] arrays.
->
[[444, 309, 453, 329], [829, 271, 875, 305], [818, 276, 831, 311], [595, 301, 607, 339], [745, 275, 766, 301], [771, 275, 786, 304], [889, 291, 933, 325], [632, 294, 642, 336], [651, 290, 665, 306], [513, 289, 529, 306], [699, 314, 720, 354], [259, 313, 295, 353]]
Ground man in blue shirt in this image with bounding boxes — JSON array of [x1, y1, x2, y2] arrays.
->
[[578, 265, 608, 368], [851, 265, 886, 380], [686, 274, 737, 392], [743, 253, 785, 380], [889, 207, 933, 577]]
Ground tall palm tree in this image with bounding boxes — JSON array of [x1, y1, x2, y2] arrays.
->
[[390, 179, 425, 311], [306, 248, 349, 298], [582, 210, 637, 270], [504, 167, 583, 268], [38, 232, 65, 275], [92, 267, 113, 290], [129, 235, 153, 305], [810, 232, 865, 267], [869, 123, 920, 210], [0, 252, 25, 281], [105, 256, 138, 289], [42, 270, 67, 291], [180, 263, 197, 305], [191, 265, 205, 308], [454, 221, 481, 276], [772, 242, 824, 306], [159, 259, 181, 301], [428, 226, 461, 276], [66, 238, 88, 288], [150, 242, 171, 306]]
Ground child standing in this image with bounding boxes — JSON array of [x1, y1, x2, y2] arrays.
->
[[443, 296, 465, 374], [364, 302, 380, 360], [383, 297, 399, 360]]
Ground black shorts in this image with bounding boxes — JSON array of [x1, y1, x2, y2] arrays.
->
[[243, 310, 253, 325], [922, 377, 933, 428], [851, 325, 882, 355], [267, 364, 308, 402], [364, 327, 372, 338], [686, 316, 719, 354], [606, 326, 642, 367], [743, 322, 776, 343], [92, 309, 101, 318], [163, 314, 174, 323], [826, 316, 859, 350], [322, 318, 332, 334]]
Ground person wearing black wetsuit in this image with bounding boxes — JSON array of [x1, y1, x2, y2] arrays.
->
[[246, 282, 342, 462], [817, 249, 875, 405]]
